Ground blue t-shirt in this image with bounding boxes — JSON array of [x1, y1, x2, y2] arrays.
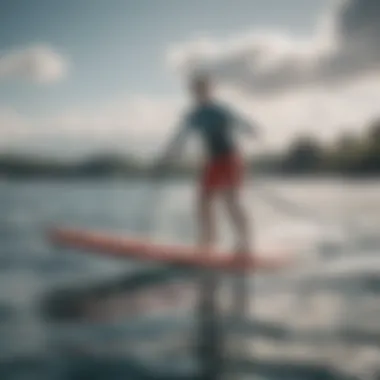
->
[[185, 101, 253, 158]]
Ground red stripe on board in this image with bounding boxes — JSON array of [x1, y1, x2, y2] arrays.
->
[[49, 228, 294, 272]]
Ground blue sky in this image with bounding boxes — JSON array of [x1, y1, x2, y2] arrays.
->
[[1, 0, 379, 157]]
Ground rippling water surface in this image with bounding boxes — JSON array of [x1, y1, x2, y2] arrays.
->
[[1, 178, 380, 379]]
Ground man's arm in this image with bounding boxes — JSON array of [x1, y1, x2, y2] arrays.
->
[[159, 124, 189, 162]]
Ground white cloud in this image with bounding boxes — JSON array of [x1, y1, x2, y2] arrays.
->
[[0, 45, 68, 84], [167, 0, 380, 96]]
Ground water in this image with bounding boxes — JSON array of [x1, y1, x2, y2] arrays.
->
[[0, 178, 380, 379]]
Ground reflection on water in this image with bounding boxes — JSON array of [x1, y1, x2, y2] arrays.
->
[[1, 178, 380, 379]]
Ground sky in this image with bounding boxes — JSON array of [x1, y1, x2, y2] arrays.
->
[[1, 0, 380, 159]]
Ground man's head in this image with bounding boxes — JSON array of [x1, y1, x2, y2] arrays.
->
[[189, 73, 213, 102]]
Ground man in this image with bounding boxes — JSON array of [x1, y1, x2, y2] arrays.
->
[[155, 74, 259, 378], [157, 73, 259, 255]]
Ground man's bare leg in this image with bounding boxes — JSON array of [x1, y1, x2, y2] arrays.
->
[[223, 187, 251, 314], [223, 187, 250, 254], [198, 191, 216, 250]]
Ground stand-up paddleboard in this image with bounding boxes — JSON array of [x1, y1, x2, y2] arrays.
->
[[47, 227, 296, 380], [49, 228, 294, 272]]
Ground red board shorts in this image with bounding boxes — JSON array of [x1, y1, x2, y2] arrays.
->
[[200, 153, 243, 196]]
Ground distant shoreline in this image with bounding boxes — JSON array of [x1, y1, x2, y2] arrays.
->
[[1, 119, 379, 179], [0, 159, 379, 180], [1, 170, 379, 181]]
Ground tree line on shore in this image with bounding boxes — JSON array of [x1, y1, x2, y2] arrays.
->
[[1, 119, 379, 179], [257, 119, 380, 177]]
